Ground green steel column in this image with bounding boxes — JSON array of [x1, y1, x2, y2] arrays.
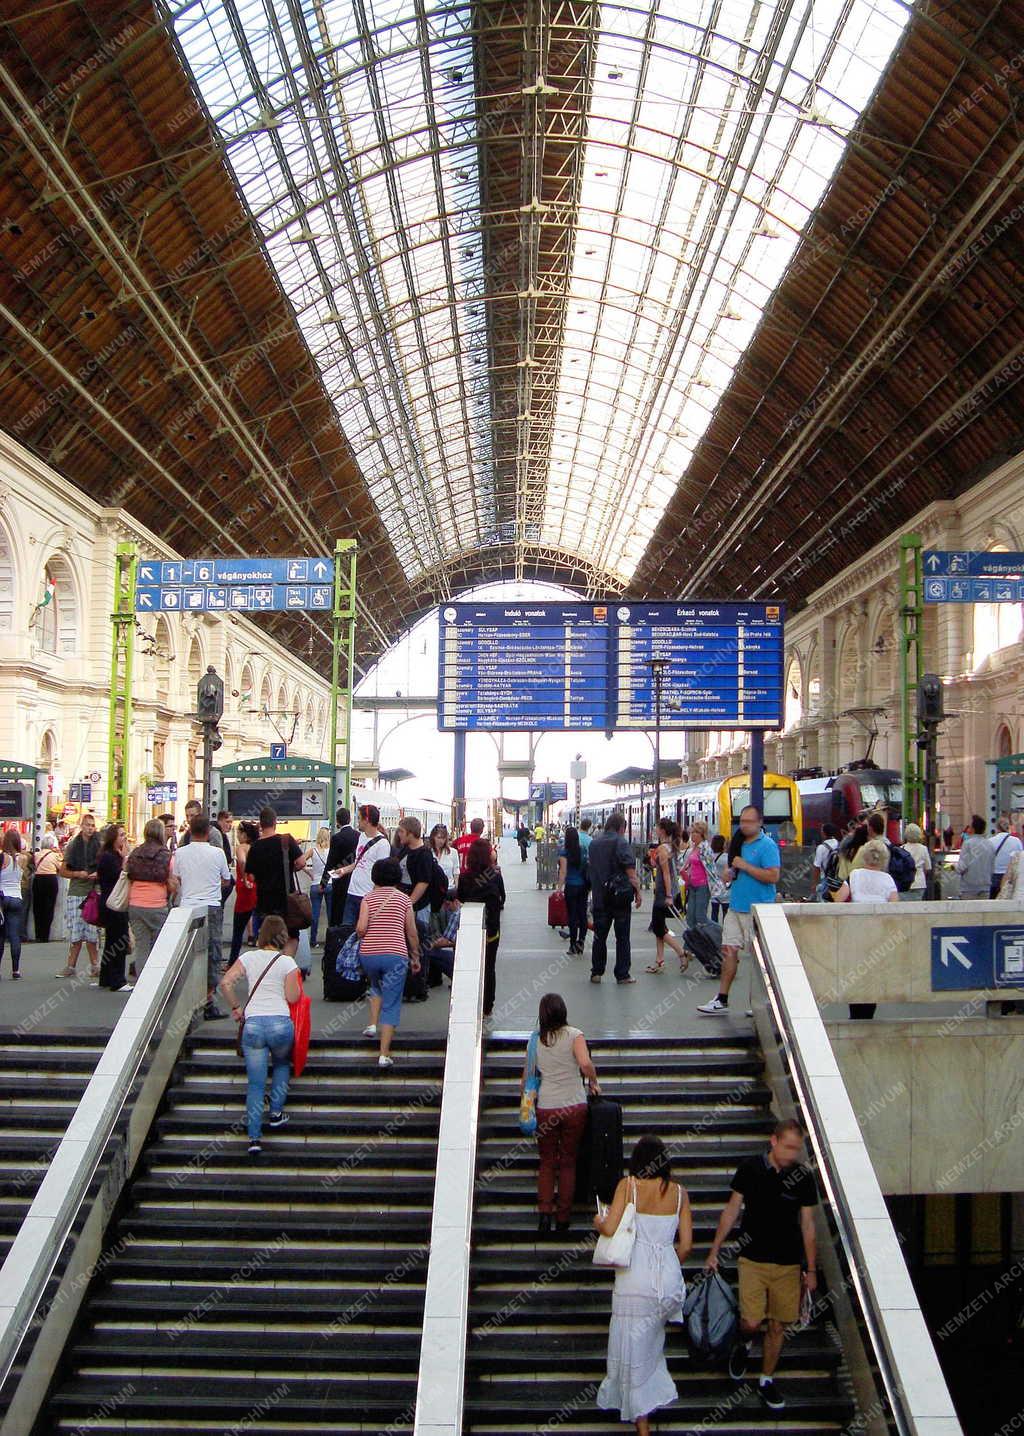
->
[[329, 540, 357, 812], [107, 542, 138, 824], [899, 533, 924, 828]]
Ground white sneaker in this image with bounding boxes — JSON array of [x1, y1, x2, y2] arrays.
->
[[697, 996, 728, 1015], [362, 1024, 377, 1038], [378, 1054, 394, 1067], [117, 983, 135, 993]]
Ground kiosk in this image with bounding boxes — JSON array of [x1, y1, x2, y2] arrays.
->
[[0, 761, 49, 847], [211, 758, 342, 843]]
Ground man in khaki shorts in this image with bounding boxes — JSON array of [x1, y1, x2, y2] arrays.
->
[[705, 1118, 818, 1411]]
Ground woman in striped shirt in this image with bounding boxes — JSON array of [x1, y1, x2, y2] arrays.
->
[[356, 858, 422, 1067]]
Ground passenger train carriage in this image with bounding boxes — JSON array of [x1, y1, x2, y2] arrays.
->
[[578, 771, 802, 848]]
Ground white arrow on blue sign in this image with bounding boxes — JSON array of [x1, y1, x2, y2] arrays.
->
[[134, 556, 335, 612], [931, 926, 1024, 989]]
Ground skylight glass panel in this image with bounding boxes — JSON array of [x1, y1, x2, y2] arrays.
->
[[542, 0, 908, 584], [170, 0, 488, 581]]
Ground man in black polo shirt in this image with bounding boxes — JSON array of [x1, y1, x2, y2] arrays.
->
[[706, 1118, 818, 1411], [244, 806, 307, 956]]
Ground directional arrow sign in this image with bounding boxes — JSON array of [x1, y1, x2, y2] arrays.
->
[[926, 553, 941, 571], [939, 935, 972, 969]]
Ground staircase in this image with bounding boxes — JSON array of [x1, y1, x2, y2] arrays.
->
[[465, 1033, 855, 1434], [0, 1032, 106, 1265], [35, 1031, 445, 1434]]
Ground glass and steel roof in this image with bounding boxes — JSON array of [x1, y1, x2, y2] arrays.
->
[[167, 0, 908, 588]]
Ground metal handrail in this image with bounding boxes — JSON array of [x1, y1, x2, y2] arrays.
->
[[751, 903, 962, 1436], [0, 906, 206, 1399], [413, 902, 486, 1436]]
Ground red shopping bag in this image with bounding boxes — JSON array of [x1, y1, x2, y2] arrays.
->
[[547, 890, 568, 928], [289, 974, 312, 1077]]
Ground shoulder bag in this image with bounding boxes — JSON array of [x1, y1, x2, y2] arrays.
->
[[280, 835, 313, 930], [593, 1176, 638, 1268], [518, 1029, 541, 1135], [105, 868, 131, 913], [235, 952, 282, 1057], [80, 888, 102, 926]]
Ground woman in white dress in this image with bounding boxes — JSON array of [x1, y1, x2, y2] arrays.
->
[[595, 1136, 692, 1434]]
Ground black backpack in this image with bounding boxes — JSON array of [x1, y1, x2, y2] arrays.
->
[[823, 845, 842, 883], [428, 858, 451, 911], [886, 841, 916, 893]]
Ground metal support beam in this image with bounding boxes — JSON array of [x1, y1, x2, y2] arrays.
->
[[749, 730, 765, 817], [899, 533, 925, 828], [453, 729, 467, 833], [329, 539, 358, 814], [107, 542, 137, 825]]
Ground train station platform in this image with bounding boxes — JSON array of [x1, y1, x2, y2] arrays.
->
[[1, 837, 751, 1043]]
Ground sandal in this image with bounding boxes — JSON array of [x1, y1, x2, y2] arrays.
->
[[679, 958, 691, 973], [55, 965, 77, 978], [645, 962, 664, 974]]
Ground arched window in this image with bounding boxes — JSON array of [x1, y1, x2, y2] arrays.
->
[[186, 637, 203, 696], [35, 558, 77, 656], [154, 619, 173, 704], [305, 698, 315, 735], [837, 625, 861, 709], [239, 664, 255, 711], [38, 729, 57, 772], [260, 674, 273, 712], [784, 658, 802, 730], [973, 547, 1023, 665], [277, 683, 288, 716], [0, 521, 14, 634], [995, 723, 1013, 759]]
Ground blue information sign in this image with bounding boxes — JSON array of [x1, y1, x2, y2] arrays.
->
[[930, 926, 1024, 990], [923, 551, 1024, 603], [135, 557, 334, 612], [437, 600, 785, 732], [270, 743, 287, 760], [438, 602, 612, 731], [146, 781, 178, 805], [613, 602, 785, 729], [530, 782, 569, 803]]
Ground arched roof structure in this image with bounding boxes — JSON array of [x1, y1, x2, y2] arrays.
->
[[1, 0, 1023, 672]]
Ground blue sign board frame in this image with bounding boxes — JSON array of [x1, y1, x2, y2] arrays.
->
[[437, 599, 785, 732], [923, 551, 1024, 603], [930, 925, 1024, 990], [135, 557, 334, 613]]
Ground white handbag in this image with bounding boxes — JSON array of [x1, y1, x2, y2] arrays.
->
[[105, 869, 131, 913], [593, 1177, 637, 1268]]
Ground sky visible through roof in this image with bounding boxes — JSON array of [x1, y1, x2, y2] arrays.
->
[[169, 0, 908, 590]]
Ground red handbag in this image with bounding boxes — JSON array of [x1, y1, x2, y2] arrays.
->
[[290, 975, 311, 1077]]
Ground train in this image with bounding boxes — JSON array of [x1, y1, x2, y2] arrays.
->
[[349, 784, 450, 837], [794, 765, 903, 847], [576, 771, 803, 848]]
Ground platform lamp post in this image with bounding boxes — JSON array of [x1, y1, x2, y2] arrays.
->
[[650, 657, 668, 841], [196, 666, 224, 819], [917, 672, 944, 900]]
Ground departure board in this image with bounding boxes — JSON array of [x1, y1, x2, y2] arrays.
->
[[437, 600, 784, 731], [438, 602, 612, 730], [613, 602, 785, 729]]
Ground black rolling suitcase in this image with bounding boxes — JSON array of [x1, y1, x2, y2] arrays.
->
[[323, 923, 366, 1001], [684, 919, 724, 978], [575, 1094, 624, 1205]]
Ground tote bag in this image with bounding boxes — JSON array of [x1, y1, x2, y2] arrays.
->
[[105, 869, 131, 913], [518, 1029, 541, 1136], [593, 1176, 637, 1269], [289, 974, 312, 1077]]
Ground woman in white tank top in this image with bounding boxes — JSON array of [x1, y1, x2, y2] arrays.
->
[[0, 829, 28, 978]]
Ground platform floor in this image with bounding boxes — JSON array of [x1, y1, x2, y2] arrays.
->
[[0, 838, 753, 1042]]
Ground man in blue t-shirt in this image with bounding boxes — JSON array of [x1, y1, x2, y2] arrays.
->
[[698, 804, 780, 1015]]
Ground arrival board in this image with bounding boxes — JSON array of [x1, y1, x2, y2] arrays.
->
[[437, 600, 785, 731], [438, 602, 612, 730]]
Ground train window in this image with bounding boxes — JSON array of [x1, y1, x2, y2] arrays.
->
[[859, 782, 898, 808], [731, 788, 793, 820]]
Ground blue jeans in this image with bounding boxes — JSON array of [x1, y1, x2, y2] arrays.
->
[[343, 892, 364, 928], [0, 895, 24, 973], [686, 884, 710, 931], [242, 1015, 293, 1141], [310, 885, 325, 941]]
